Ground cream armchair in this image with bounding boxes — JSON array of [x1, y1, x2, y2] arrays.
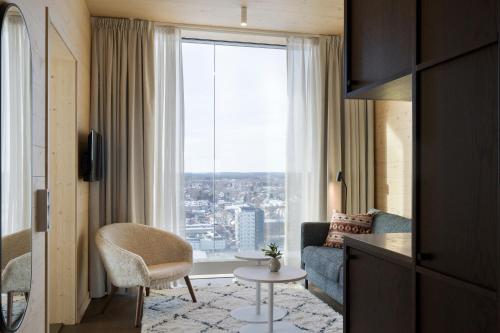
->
[[95, 223, 196, 327], [1, 228, 31, 326]]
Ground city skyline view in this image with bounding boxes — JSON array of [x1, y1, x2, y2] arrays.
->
[[184, 172, 285, 259]]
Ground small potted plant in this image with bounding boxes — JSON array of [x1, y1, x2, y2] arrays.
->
[[262, 243, 282, 272]]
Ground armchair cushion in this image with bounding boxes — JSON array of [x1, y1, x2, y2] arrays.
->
[[148, 261, 192, 289]]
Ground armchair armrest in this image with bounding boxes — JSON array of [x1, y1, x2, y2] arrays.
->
[[95, 234, 150, 288], [2, 252, 31, 293], [301, 222, 330, 268]]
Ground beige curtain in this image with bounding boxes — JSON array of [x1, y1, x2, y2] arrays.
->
[[321, 37, 344, 218], [89, 18, 154, 298], [344, 99, 375, 214]]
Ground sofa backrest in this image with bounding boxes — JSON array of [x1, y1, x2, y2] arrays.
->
[[369, 209, 412, 234]]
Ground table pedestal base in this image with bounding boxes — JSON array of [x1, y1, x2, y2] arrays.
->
[[231, 305, 287, 323], [239, 321, 302, 333]]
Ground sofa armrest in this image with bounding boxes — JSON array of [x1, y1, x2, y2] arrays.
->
[[301, 222, 330, 268]]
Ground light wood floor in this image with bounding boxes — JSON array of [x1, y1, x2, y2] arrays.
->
[[59, 278, 340, 333]]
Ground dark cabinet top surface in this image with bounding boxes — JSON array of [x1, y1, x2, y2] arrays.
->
[[344, 233, 412, 266]]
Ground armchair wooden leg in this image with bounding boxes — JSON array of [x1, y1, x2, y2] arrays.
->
[[101, 285, 117, 314], [7, 292, 13, 327], [135, 286, 144, 328], [184, 276, 197, 303], [146, 287, 150, 297]]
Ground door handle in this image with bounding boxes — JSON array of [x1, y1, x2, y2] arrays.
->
[[36, 189, 50, 232]]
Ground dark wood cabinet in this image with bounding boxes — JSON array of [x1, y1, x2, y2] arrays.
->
[[419, 0, 497, 64], [344, 234, 412, 333], [345, 0, 414, 99], [418, 272, 498, 333], [417, 45, 498, 290], [344, 0, 500, 331]]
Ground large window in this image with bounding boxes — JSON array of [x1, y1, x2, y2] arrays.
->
[[182, 40, 287, 260]]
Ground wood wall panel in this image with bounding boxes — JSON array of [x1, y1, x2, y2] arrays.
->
[[0, 0, 91, 332], [374, 101, 412, 218]]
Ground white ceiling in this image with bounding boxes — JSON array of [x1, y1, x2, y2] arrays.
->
[[85, 0, 344, 35]]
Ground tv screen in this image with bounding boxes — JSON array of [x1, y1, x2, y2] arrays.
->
[[82, 129, 102, 182]]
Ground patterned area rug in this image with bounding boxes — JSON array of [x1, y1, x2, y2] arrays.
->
[[142, 281, 343, 332]]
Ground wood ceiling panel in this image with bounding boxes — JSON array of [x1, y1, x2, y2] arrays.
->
[[85, 0, 343, 35]]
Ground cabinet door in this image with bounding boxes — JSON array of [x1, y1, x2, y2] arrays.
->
[[347, 0, 414, 92], [418, 273, 497, 332], [345, 248, 412, 333], [417, 45, 498, 289], [419, 0, 497, 63]]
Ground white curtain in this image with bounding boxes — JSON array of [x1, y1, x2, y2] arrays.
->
[[1, 15, 31, 236], [285, 36, 343, 266], [153, 26, 185, 235]]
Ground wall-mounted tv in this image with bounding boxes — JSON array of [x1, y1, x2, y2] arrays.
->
[[81, 129, 102, 182]]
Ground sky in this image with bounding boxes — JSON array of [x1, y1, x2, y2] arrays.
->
[[182, 42, 287, 173]]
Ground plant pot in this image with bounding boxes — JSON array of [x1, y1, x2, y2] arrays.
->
[[269, 257, 281, 272]]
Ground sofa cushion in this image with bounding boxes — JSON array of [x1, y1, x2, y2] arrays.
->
[[323, 212, 374, 248], [302, 245, 343, 282], [306, 267, 344, 304], [369, 209, 412, 234]]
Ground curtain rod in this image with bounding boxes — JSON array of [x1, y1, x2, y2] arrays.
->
[[153, 21, 333, 38], [91, 16, 338, 38]]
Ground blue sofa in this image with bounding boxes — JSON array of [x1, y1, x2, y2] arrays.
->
[[300, 210, 411, 305]]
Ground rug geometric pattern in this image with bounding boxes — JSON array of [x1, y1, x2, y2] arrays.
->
[[142, 281, 343, 332]]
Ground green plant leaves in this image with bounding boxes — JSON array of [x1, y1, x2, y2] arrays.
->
[[261, 242, 283, 259]]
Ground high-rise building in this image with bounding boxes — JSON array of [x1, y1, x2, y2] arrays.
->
[[236, 206, 264, 251]]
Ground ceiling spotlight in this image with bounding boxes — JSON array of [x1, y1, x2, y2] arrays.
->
[[241, 6, 247, 27]]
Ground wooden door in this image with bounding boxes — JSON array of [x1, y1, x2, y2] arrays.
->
[[48, 21, 78, 326]]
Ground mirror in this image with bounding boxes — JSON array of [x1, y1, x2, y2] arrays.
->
[[0, 3, 32, 331]]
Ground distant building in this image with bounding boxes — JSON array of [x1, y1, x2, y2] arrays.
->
[[264, 219, 285, 249], [236, 206, 264, 251]]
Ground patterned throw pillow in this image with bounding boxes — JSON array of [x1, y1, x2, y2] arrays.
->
[[323, 212, 374, 248]]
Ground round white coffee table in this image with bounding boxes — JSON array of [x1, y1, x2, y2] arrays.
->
[[234, 265, 307, 333], [231, 252, 287, 323]]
